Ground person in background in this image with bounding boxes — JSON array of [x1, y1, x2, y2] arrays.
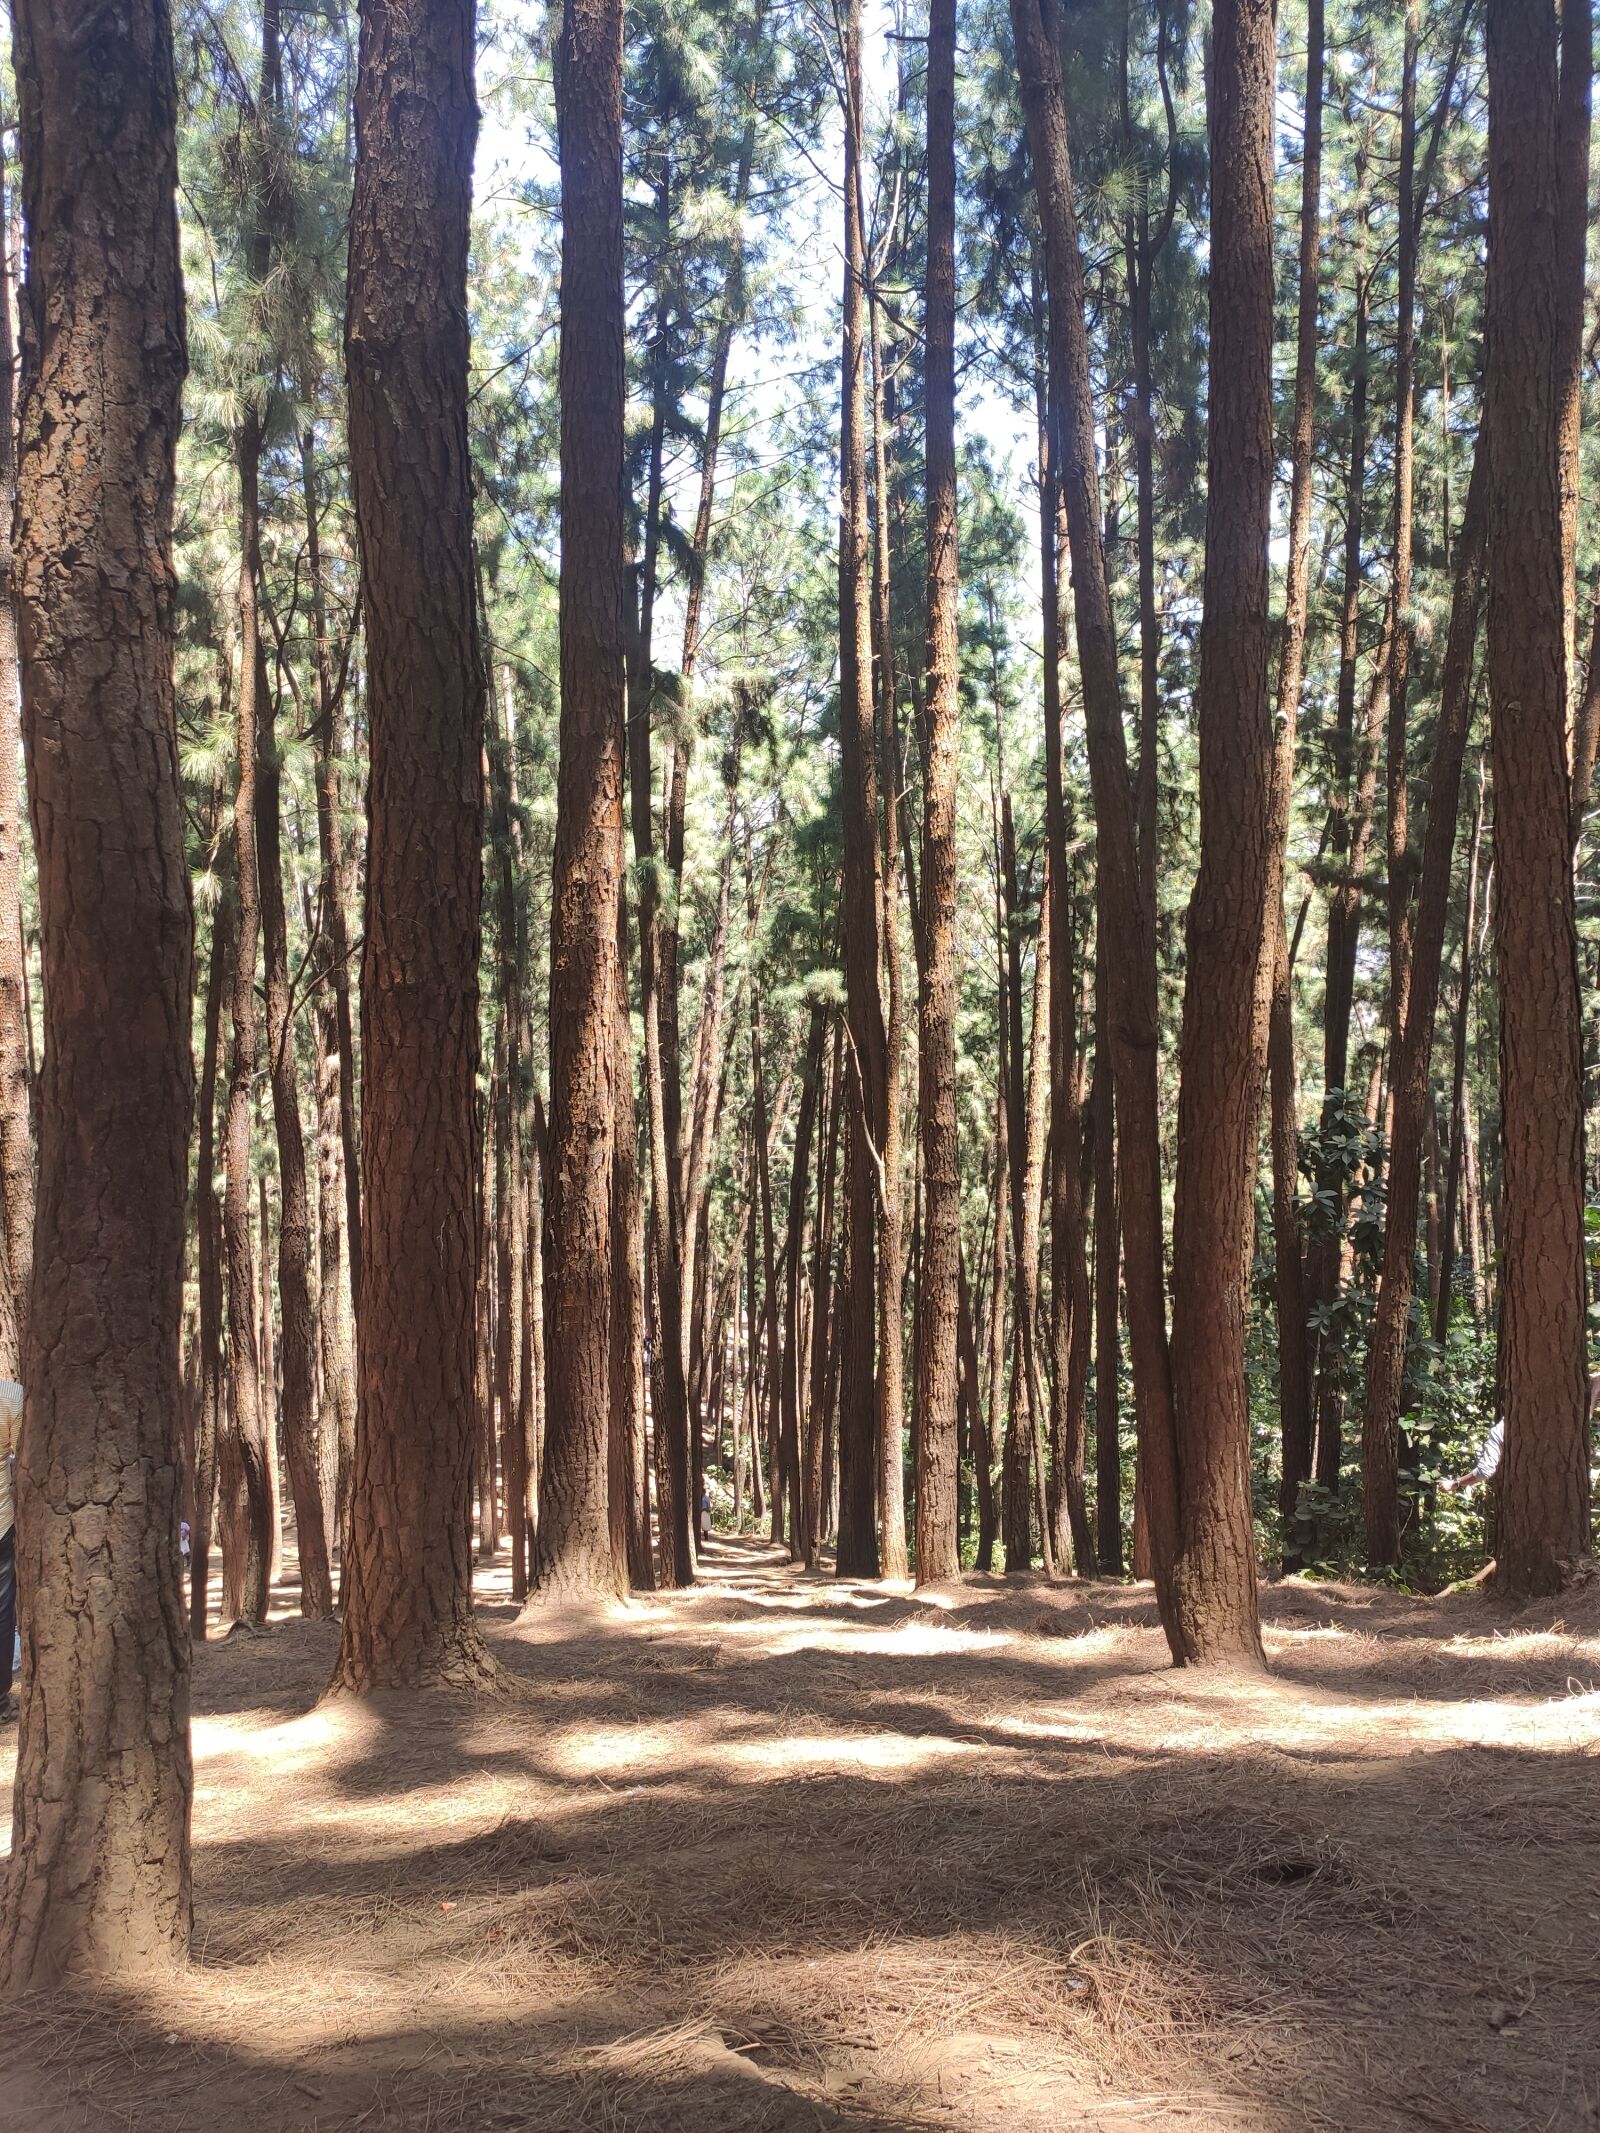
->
[[698, 1488, 712, 1548], [1444, 1372, 1600, 1496], [0, 1376, 21, 1723]]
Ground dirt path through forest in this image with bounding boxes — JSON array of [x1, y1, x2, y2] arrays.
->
[[3, 1538, 1598, 2131]]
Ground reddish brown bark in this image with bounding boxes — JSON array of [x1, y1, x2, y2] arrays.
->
[[331, 0, 493, 1686], [1012, 0, 1180, 1635], [0, 127, 33, 1374], [1361, 449, 1486, 1565], [1485, 0, 1591, 1596], [2, 0, 194, 1981], [535, 0, 629, 1602], [1167, 0, 1277, 1667]]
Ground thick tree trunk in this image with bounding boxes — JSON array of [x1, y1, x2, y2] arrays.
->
[[1167, 0, 1276, 1666], [835, 0, 886, 1578], [534, 0, 629, 1602], [1012, 0, 1179, 1632], [0, 137, 33, 1372], [2, 0, 193, 1980], [1361, 449, 1487, 1565], [914, 0, 961, 1589], [1485, 0, 1591, 1595], [332, 0, 493, 1686]]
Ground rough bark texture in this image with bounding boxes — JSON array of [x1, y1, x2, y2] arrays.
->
[[192, 884, 231, 1639], [914, 0, 960, 1588], [1485, 0, 1591, 1597], [2, 0, 194, 1982], [0, 147, 34, 1373], [535, 0, 628, 1601], [1012, 0, 1180, 1635], [1361, 449, 1486, 1566], [835, 0, 886, 1579], [1167, 0, 1276, 1668], [332, 0, 493, 1686]]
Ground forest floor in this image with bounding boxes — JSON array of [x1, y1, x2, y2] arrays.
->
[[4, 1537, 1599, 2133]]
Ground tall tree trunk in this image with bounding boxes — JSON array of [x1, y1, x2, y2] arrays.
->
[[1167, 0, 1276, 1666], [1012, 0, 1179, 1635], [1270, 0, 1323, 1535], [870, 290, 910, 1583], [1362, 449, 1487, 1564], [1557, 0, 1591, 683], [783, 1005, 827, 1559], [803, 1020, 844, 1565], [332, 0, 492, 1687], [1385, 7, 1421, 1053], [257, 634, 331, 1618], [193, 882, 232, 1641], [1090, 1037, 1122, 1573], [980, 1084, 1007, 1573], [916, 0, 960, 1585], [300, 428, 362, 1368], [535, 0, 629, 1601], [1435, 772, 1485, 1346], [1485, 0, 1591, 1595], [835, 0, 886, 1578], [0, 118, 33, 1372], [2, 0, 193, 1980], [611, 934, 652, 1589]]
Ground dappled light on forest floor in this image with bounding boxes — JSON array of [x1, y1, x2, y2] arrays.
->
[[4, 1536, 1598, 2131]]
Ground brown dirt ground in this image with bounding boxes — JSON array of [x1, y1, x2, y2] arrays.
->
[[3, 1536, 1599, 2133]]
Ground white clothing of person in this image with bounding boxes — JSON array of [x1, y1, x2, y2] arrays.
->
[[1470, 1419, 1504, 1484]]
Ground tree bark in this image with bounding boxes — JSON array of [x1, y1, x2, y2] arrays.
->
[[2, 0, 193, 1980], [1269, 0, 1323, 1535], [1485, 0, 1591, 1596], [1012, 0, 1179, 1633], [1361, 448, 1487, 1565], [1435, 772, 1485, 1346], [535, 0, 629, 1601], [332, 0, 493, 1686], [193, 883, 231, 1640], [1167, 0, 1276, 1666], [835, 0, 886, 1578], [0, 115, 33, 1373]]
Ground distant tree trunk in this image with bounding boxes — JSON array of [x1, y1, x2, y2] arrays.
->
[[610, 933, 652, 1589], [1012, 0, 1179, 1633], [0, 123, 33, 1373], [835, 0, 886, 1578], [783, 1006, 827, 1559], [1167, 0, 1276, 1666], [1385, 6, 1421, 1053], [300, 428, 360, 1441], [1269, 0, 1323, 1537], [980, 1086, 1007, 1573], [1485, 0, 1590, 1595], [1038, 362, 1091, 1575], [1090, 1036, 1122, 1573], [193, 884, 232, 1640], [332, 0, 492, 1687], [257, 631, 331, 1618], [915, 0, 960, 1587], [220, 475, 271, 1627], [535, 0, 629, 1601], [1362, 449, 1487, 1565], [1435, 774, 1485, 1347], [803, 1021, 844, 1565], [2, 0, 193, 1982]]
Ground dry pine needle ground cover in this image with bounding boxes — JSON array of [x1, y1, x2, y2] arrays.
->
[[3, 1536, 1599, 2132]]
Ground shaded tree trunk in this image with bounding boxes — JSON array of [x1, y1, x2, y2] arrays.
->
[[914, 0, 961, 1588], [1361, 448, 1487, 1565], [1435, 773, 1485, 1346], [1012, 0, 1180, 1637], [835, 0, 886, 1578], [332, 0, 492, 1686], [1485, 0, 1590, 1595], [1167, 0, 1276, 1666], [193, 881, 232, 1641], [2, 0, 193, 1979], [534, 0, 629, 1601], [0, 122, 33, 1373]]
